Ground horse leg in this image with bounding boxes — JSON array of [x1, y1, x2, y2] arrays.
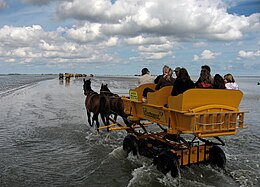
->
[[100, 113, 108, 126], [105, 115, 110, 132], [87, 111, 93, 127], [113, 113, 118, 121], [93, 113, 100, 132]]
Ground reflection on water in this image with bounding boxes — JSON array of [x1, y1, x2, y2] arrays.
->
[[65, 78, 70, 87], [59, 79, 64, 85]]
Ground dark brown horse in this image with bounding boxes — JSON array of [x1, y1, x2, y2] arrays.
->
[[100, 83, 130, 126], [83, 79, 110, 130]]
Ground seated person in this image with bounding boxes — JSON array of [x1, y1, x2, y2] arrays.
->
[[224, 73, 239, 90], [213, 74, 226, 89], [138, 68, 155, 85], [171, 68, 195, 96], [155, 68, 175, 90], [154, 65, 170, 84], [174, 67, 181, 78], [195, 65, 213, 86], [195, 69, 213, 88], [142, 68, 174, 102]]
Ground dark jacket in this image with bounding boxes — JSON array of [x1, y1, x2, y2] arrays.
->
[[171, 78, 195, 96], [154, 74, 163, 84], [155, 77, 175, 90]]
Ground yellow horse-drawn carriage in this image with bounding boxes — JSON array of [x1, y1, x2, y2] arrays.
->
[[98, 83, 245, 177]]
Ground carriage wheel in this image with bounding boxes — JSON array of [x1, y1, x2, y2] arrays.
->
[[123, 135, 138, 156], [208, 145, 226, 168], [155, 151, 180, 177]]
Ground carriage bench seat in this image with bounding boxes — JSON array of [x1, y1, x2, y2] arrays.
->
[[147, 86, 173, 106], [167, 88, 243, 112], [129, 83, 156, 102]]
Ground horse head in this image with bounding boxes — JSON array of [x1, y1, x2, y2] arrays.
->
[[83, 79, 92, 95], [100, 83, 111, 93]]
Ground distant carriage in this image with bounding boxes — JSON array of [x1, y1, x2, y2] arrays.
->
[[59, 73, 64, 80]]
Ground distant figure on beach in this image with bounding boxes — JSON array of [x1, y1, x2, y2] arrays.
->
[[212, 74, 226, 89], [154, 65, 170, 84], [171, 68, 195, 96], [224, 73, 239, 90], [59, 73, 64, 80], [138, 68, 155, 85]]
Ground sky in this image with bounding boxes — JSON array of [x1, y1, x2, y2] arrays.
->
[[0, 0, 259, 76]]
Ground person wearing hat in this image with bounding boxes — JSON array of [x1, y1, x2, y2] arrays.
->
[[138, 67, 155, 85]]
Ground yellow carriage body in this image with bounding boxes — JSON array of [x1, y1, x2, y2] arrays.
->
[[122, 84, 245, 138]]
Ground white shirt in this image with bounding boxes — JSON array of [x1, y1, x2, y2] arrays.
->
[[225, 82, 239, 90], [138, 74, 155, 85]]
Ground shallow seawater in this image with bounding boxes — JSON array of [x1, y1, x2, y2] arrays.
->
[[0, 75, 259, 187]]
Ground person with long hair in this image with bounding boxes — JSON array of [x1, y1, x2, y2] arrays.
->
[[224, 73, 239, 90], [195, 69, 213, 88], [213, 74, 226, 89], [195, 65, 212, 85], [171, 68, 195, 96]]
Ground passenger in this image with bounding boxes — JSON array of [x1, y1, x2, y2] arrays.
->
[[142, 67, 173, 102], [174, 67, 181, 78], [138, 68, 155, 85], [154, 65, 170, 84], [195, 65, 213, 86], [195, 69, 213, 88], [224, 73, 239, 90], [155, 68, 175, 90], [213, 74, 226, 89], [171, 68, 195, 96]]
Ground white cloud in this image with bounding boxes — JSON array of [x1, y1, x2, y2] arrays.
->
[[0, 25, 44, 47], [0, 0, 6, 9], [193, 50, 221, 61], [39, 40, 59, 51], [0, 0, 260, 74], [0, 24, 116, 65], [65, 23, 102, 43], [56, 0, 260, 41], [238, 50, 260, 60], [105, 37, 118, 47], [125, 35, 169, 45], [193, 55, 199, 61], [193, 42, 208, 48], [137, 42, 173, 60]]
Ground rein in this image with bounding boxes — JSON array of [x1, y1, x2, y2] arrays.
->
[[100, 90, 112, 93]]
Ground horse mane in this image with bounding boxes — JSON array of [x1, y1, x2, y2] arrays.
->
[[100, 83, 119, 97]]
